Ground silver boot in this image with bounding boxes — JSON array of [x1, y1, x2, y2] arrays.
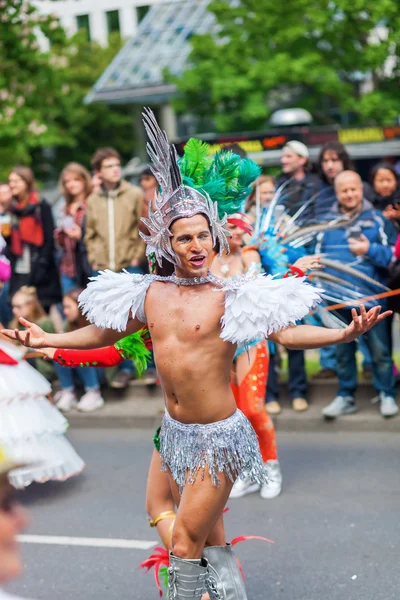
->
[[203, 544, 248, 600], [168, 553, 209, 599]]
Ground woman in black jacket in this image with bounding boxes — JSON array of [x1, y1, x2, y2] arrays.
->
[[7, 167, 61, 312], [370, 162, 400, 216]]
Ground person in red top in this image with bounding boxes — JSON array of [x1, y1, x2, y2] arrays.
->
[[6, 167, 61, 312]]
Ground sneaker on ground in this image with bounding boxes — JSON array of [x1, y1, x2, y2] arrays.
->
[[311, 368, 336, 380], [379, 392, 399, 418], [322, 396, 357, 419], [110, 370, 132, 389], [260, 460, 282, 499], [229, 475, 260, 499], [54, 389, 77, 412], [77, 389, 105, 412], [292, 397, 309, 412], [266, 400, 281, 415]]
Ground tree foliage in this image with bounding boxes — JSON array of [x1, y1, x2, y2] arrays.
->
[[0, 1, 133, 180], [172, 0, 400, 132]]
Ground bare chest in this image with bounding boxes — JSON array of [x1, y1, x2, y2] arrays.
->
[[145, 282, 225, 342]]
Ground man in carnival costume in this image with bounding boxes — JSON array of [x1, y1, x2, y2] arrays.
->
[[2, 110, 391, 600]]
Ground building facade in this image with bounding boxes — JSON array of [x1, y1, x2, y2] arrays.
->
[[35, 0, 164, 45]]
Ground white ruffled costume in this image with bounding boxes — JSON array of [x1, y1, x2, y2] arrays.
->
[[79, 269, 322, 342], [0, 340, 85, 488]]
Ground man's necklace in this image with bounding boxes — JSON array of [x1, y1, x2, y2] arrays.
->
[[158, 271, 223, 286], [136, 269, 256, 289]]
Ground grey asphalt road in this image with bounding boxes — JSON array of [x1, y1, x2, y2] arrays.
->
[[8, 429, 400, 600]]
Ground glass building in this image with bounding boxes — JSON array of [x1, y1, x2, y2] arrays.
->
[[85, 0, 214, 106]]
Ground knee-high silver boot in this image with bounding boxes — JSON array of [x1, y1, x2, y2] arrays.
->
[[203, 544, 248, 600], [168, 553, 209, 599]]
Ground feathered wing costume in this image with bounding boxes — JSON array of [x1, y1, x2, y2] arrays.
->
[[0, 338, 85, 488]]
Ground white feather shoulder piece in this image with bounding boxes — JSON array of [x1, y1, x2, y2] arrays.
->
[[78, 270, 154, 331], [220, 274, 323, 344]]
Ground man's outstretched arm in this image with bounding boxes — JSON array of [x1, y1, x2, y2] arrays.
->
[[270, 305, 391, 350], [0, 317, 144, 350]]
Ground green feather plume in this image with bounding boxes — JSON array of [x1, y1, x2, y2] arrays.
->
[[179, 138, 209, 180], [114, 330, 151, 377], [179, 141, 261, 219]]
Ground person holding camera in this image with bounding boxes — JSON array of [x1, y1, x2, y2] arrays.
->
[[54, 163, 93, 295], [316, 171, 398, 419]]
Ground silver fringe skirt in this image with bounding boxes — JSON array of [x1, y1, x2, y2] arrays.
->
[[159, 409, 268, 489]]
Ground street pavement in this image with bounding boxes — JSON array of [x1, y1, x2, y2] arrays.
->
[[8, 428, 400, 600]]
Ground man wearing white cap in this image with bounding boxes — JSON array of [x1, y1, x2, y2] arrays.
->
[[277, 140, 321, 218], [271, 141, 322, 414]]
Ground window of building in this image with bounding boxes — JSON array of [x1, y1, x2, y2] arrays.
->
[[136, 5, 150, 23], [106, 9, 120, 35], [76, 14, 91, 41]]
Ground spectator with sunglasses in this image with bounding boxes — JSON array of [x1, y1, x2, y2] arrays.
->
[[0, 447, 32, 600]]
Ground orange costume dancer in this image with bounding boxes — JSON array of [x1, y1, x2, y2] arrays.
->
[[211, 213, 282, 500], [231, 341, 277, 464]]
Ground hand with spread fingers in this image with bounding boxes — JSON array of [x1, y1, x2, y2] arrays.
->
[[342, 304, 391, 343], [0, 317, 47, 349]]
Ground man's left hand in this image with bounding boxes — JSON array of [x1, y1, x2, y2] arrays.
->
[[342, 304, 392, 343], [348, 234, 369, 256]]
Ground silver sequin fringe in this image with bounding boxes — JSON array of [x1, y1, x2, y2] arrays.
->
[[159, 409, 268, 489]]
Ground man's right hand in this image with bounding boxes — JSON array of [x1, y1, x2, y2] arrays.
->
[[0, 317, 47, 348]]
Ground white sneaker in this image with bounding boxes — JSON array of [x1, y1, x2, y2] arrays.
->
[[229, 474, 260, 499], [322, 396, 357, 419], [260, 460, 282, 499], [77, 389, 105, 412], [379, 392, 399, 418], [54, 389, 77, 412]]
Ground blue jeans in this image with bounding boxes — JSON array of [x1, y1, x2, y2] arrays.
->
[[0, 280, 12, 326], [61, 273, 79, 295], [336, 312, 395, 398], [320, 345, 337, 371], [320, 339, 372, 372], [55, 363, 100, 391], [358, 336, 372, 370], [288, 349, 307, 399], [265, 348, 307, 402]]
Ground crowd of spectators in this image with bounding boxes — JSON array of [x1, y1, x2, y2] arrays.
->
[[248, 141, 400, 419], [0, 148, 156, 412], [0, 141, 399, 418]]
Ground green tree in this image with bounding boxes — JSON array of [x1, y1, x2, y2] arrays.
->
[[0, 0, 67, 176], [172, 0, 400, 132], [36, 31, 134, 178], [0, 1, 133, 180]]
